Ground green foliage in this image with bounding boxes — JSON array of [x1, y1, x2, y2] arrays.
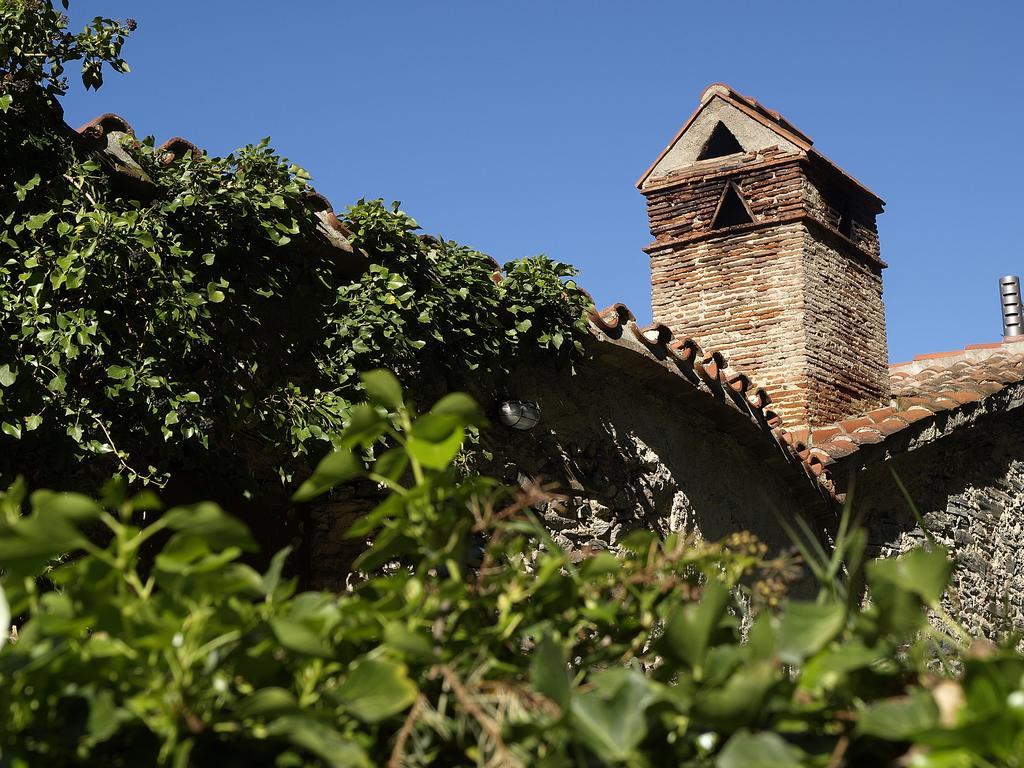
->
[[0, 2, 591, 493], [0, 0, 133, 98], [2, 377, 1023, 767]]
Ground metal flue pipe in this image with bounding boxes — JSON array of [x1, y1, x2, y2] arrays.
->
[[1001, 275, 1024, 339]]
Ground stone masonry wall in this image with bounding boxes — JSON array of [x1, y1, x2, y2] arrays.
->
[[492, 354, 808, 555], [853, 409, 1024, 639], [800, 228, 890, 424]]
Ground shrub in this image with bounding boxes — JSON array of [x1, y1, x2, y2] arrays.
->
[[2, 373, 1022, 767]]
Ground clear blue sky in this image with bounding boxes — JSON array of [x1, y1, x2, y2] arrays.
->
[[61, 1, 1023, 364]]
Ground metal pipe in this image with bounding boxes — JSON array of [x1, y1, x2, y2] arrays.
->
[[1000, 275, 1023, 339]]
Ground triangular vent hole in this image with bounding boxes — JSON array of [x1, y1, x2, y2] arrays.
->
[[712, 183, 754, 229], [697, 122, 744, 160]]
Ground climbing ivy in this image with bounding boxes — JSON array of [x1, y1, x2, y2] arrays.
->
[[0, 0, 591, 495]]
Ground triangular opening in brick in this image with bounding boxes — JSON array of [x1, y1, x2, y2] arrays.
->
[[711, 182, 753, 229], [697, 121, 744, 160]]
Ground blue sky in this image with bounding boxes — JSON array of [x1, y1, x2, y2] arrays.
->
[[62, 1, 1022, 364]]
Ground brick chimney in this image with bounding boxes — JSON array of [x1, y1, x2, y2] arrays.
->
[[638, 84, 890, 427]]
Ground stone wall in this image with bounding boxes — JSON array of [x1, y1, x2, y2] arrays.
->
[[304, 352, 813, 590], [800, 227, 890, 425], [491, 354, 808, 555], [853, 408, 1024, 639]]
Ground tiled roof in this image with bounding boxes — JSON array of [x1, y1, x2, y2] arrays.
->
[[780, 341, 1024, 493], [585, 303, 837, 503]]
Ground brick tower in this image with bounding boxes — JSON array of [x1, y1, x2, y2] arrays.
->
[[638, 83, 889, 427]]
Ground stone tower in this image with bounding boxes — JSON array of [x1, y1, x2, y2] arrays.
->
[[638, 83, 889, 427]]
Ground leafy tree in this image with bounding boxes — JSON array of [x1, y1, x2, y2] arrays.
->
[[1, 374, 1021, 766]]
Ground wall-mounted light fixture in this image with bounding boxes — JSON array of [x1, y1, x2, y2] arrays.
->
[[497, 400, 541, 431]]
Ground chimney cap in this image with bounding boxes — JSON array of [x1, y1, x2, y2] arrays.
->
[[1000, 275, 1023, 339]]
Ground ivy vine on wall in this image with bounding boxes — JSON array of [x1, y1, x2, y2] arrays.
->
[[0, 0, 591, 497]]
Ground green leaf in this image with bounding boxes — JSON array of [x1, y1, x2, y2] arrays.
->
[[161, 502, 256, 551], [867, 546, 952, 607], [334, 657, 418, 723], [265, 715, 370, 768], [580, 551, 620, 578], [262, 546, 293, 598], [236, 687, 299, 719], [373, 447, 409, 482], [693, 660, 777, 728], [360, 369, 403, 411], [25, 210, 56, 231], [777, 600, 847, 665], [155, 535, 241, 575], [531, 633, 571, 709], [856, 691, 941, 740], [269, 616, 333, 658], [0, 491, 100, 576], [106, 364, 129, 380], [570, 668, 658, 762], [14, 174, 41, 202], [662, 580, 730, 675], [337, 403, 386, 449], [1, 422, 21, 439], [800, 642, 886, 691], [406, 426, 464, 470], [292, 448, 364, 502], [383, 623, 434, 661], [430, 392, 482, 426], [716, 730, 807, 768], [206, 281, 226, 303]]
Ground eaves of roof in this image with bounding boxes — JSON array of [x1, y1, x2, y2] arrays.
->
[[585, 303, 836, 507]]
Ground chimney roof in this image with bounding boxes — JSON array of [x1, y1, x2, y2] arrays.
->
[[637, 82, 884, 206]]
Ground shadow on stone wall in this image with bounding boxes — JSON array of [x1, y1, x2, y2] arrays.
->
[[486, 355, 813, 557], [306, 354, 834, 591], [853, 409, 1024, 638]]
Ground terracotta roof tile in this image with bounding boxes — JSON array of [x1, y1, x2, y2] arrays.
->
[[584, 303, 831, 502], [838, 416, 875, 432], [875, 416, 910, 436], [848, 427, 884, 445], [801, 340, 1024, 473], [865, 406, 896, 422]]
